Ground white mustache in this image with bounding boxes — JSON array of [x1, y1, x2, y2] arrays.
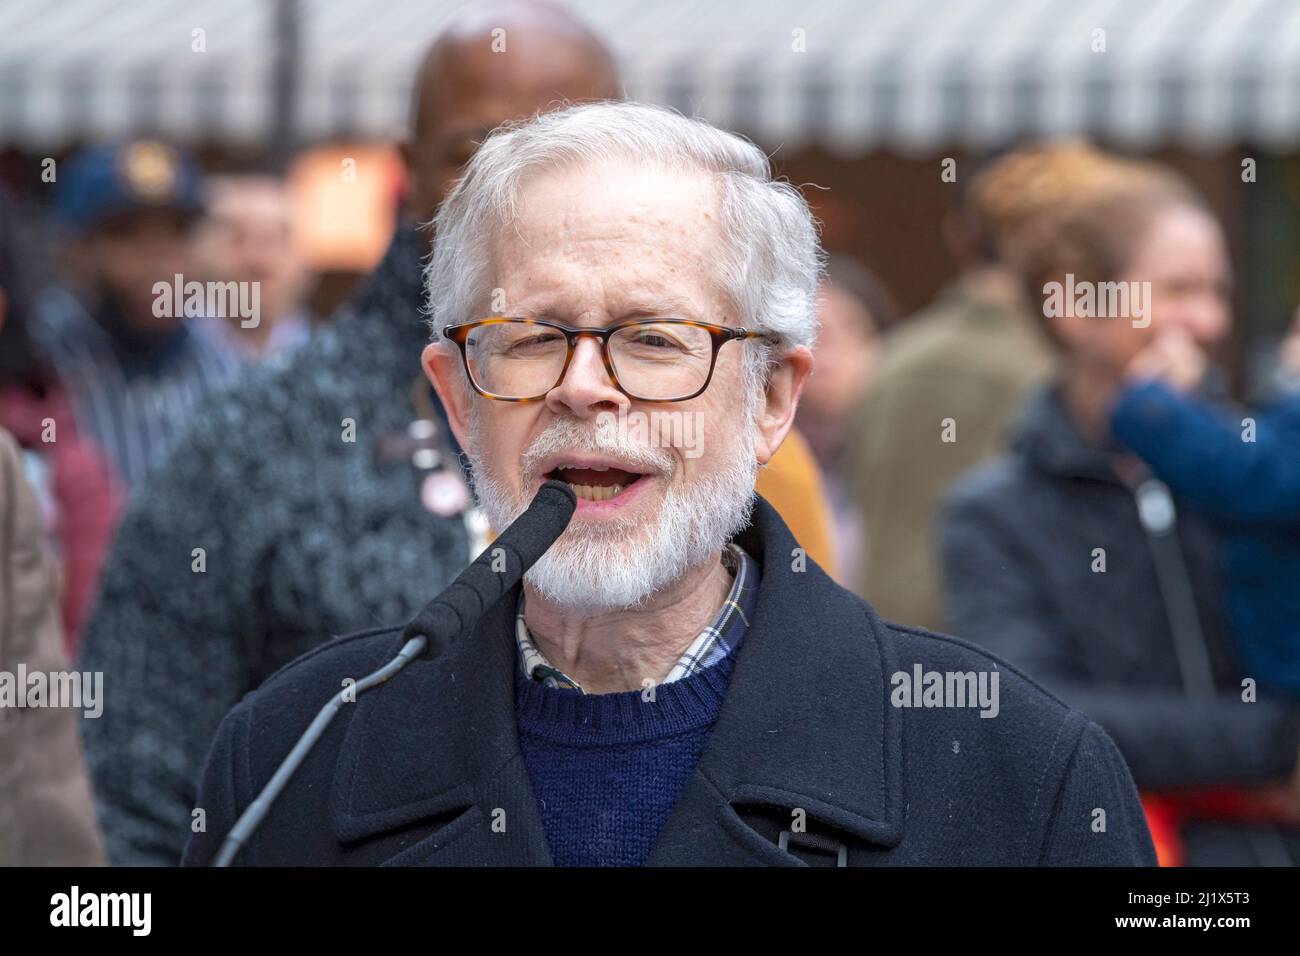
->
[[521, 417, 675, 484]]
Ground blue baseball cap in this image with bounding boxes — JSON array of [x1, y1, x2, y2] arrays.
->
[[56, 140, 205, 232]]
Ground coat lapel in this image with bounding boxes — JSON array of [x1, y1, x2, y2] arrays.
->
[[645, 499, 905, 865], [328, 588, 554, 865]]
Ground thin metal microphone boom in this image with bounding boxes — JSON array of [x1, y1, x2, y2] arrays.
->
[[212, 479, 577, 866]]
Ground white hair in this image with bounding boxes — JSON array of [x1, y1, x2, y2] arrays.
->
[[424, 100, 823, 384]]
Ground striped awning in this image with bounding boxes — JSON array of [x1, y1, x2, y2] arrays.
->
[[4, 0, 1300, 154]]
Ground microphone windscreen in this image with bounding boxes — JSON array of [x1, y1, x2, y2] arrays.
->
[[492, 478, 578, 575], [405, 479, 576, 654]]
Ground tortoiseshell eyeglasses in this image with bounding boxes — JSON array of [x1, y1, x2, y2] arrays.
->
[[441, 317, 780, 403]]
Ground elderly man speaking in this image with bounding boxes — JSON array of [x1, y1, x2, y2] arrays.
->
[[184, 103, 1153, 867]]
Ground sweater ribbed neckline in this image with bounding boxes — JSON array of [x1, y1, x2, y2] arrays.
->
[[514, 650, 737, 747]]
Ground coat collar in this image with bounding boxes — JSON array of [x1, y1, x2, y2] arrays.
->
[[329, 496, 904, 865], [1014, 375, 1234, 484], [1012, 383, 1119, 482]]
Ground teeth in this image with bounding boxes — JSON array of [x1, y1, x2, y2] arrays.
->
[[567, 482, 625, 502]]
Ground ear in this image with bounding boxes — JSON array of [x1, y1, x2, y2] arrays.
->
[[753, 345, 813, 466], [422, 343, 476, 458]]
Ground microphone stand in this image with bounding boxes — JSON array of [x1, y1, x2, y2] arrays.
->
[[212, 480, 577, 866]]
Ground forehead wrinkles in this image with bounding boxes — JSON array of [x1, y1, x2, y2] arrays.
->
[[489, 164, 730, 311]]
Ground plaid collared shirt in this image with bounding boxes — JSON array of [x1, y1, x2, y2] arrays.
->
[[516, 544, 754, 693]]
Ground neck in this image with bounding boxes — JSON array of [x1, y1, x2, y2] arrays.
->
[[522, 551, 733, 694], [960, 265, 1026, 311], [1061, 364, 1120, 447], [230, 310, 283, 354]]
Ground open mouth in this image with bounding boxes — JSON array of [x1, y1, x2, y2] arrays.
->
[[546, 464, 647, 502]]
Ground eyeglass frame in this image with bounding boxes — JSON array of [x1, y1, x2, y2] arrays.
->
[[441, 316, 782, 403]]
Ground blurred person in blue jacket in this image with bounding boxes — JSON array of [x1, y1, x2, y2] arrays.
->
[[1109, 319, 1300, 697]]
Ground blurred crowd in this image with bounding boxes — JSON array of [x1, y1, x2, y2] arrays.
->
[[2, 1, 1299, 868]]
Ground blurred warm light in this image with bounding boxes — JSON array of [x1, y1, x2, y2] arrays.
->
[[288, 144, 404, 272]]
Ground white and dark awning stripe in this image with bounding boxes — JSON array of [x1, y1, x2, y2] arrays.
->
[[3, 0, 1300, 154]]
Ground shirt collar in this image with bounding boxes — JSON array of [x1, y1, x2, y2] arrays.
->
[[515, 543, 755, 694]]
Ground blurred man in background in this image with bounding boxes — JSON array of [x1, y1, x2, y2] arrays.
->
[[941, 158, 1300, 866], [32, 140, 242, 490], [193, 174, 312, 359], [796, 255, 894, 586], [846, 146, 1087, 629], [79, 0, 622, 866]]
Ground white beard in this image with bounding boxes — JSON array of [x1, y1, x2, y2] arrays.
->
[[468, 414, 759, 612]]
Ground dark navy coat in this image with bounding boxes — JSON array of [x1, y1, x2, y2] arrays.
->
[[184, 498, 1155, 867]]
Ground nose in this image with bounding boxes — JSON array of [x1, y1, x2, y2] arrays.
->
[[544, 335, 628, 420]]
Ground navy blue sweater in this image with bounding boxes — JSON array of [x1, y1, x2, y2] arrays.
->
[[514, 652, 738, 867]]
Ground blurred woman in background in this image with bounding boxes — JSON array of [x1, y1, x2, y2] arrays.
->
[[941, 157, 1300, 866], [849, 142, 1131, 629]]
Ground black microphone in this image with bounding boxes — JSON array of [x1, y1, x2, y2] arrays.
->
[[404, 478, 577, 659], [212, 479, 576, 866]]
